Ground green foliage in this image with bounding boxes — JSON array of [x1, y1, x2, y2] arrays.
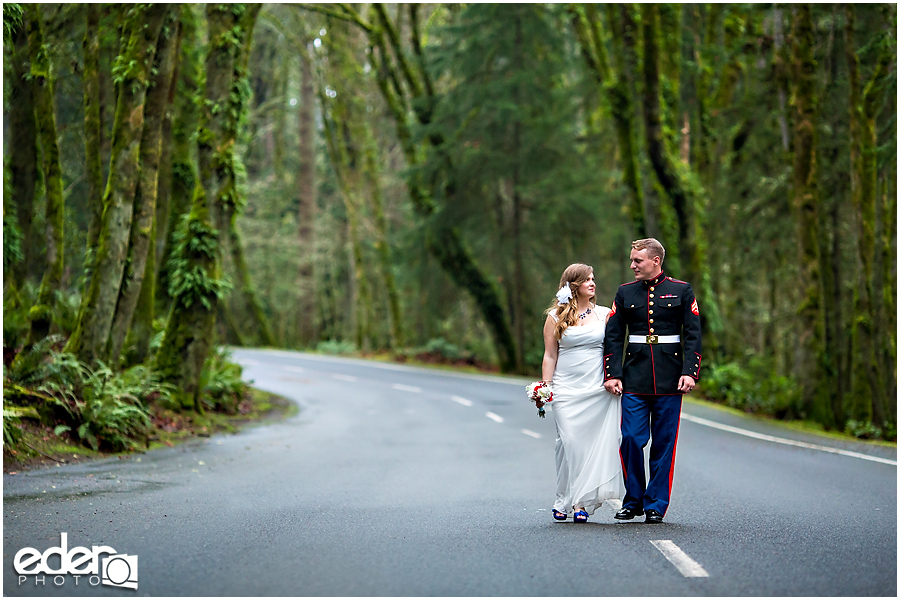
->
[[200, 348, 247, 414], [2, 403, 39, 447], [7, 341, 174, 452], [3, 3, 24, 40], [700, 356, 802, 418], [315, 339, 357, 355], [844, 419, 896, 442], [167, 211, 232, 309]]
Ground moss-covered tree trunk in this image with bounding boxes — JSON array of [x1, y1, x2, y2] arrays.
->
[[211, 4, 273, 348], [21, 4, 64, 347], [789, 4, 828, 422], [83, 3, 103, 269], [109, 11, 180, 365], [569, 3, 646, 238], [153, 15, 184, 296], [364, 131, 403, 349], [640, 3, 721, 354], [8, 15, 38, 289], [844, 5, 891, 427], [157, 5, 201, 308], [155, 4, 259, 411], [65, 4, 169, 365]]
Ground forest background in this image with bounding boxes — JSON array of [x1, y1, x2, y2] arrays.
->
[[2, 3, 897, 452]]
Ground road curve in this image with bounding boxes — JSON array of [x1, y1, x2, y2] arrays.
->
[[3, 349, 896, 596]]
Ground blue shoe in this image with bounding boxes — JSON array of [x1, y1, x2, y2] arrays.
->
[[573, 509, 589, 523], [552, 509, 567, 521]]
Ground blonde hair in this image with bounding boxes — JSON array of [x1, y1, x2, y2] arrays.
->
[[545, 263, 595, 340], [631, 238, 666, 262]]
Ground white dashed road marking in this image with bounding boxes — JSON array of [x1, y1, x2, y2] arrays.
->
[[452, 396, 473, 407], [392, 384, 422, 393], [651, 540, 709, 578], [332, 374, 358, 382], [682, 414, 897, 466], [283, 366, 305, 373], [521, 429, 541, 439], [485, 412, 504, 423]]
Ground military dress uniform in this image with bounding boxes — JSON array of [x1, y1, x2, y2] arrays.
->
[[604, 271, 701, 519]]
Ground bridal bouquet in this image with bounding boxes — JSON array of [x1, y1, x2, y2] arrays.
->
[[526, 381, 553, 418]]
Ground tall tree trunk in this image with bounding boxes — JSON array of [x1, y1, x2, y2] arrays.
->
[[155, 4, 259, 411], [8, 19, 38, 288], [153, 18, 183, 292], [364, 137, 403, 349], [83, 3, 103, 272], [640, 3, 721, 352], [158, 5, 201, 308], [214, 4, 273, 348], [790, 4, 827, 421], [772, 7, 791, 152], [570, 3, 646, 237], [227, 221, 276, 346], [844, 4, 893, 426], [296, 44, 317, 346], [65, 4, 169, 365], [109, 11, 180, 365], [21, 4, 64, 347]]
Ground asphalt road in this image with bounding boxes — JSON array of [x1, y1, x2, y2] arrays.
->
[[3, 348, 897, 596]]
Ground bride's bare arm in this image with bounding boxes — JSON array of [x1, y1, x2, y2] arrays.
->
[[540, 316, 558, 404]]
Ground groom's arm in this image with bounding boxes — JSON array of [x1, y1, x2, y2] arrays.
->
[[604, 287, 626, 385], [681, 284, 702, 381]]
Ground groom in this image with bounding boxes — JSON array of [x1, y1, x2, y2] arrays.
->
[[603, 238, 702, 524]]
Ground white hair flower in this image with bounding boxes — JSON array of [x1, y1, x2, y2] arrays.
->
[[556, 283, 573, 306]]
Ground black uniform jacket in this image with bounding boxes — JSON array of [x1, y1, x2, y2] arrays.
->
[[604, 271, 702, 395]]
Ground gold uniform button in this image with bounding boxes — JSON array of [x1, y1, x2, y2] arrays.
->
[[631, 305, 635, 308], [650, 294, 654, 298], [650, 328, 655, 333], [649, 319, 654, 324], [650, 301, 654, 306], [649, 310, 654, 315], [650, 287, 655, 291]]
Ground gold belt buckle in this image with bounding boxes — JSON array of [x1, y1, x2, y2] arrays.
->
[[646, 335, 659, 344]]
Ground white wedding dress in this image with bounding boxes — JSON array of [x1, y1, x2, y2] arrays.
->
[[550, 306, 625, 516]]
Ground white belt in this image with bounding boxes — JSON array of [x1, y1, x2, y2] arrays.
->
[[628, 334, 681, 344]]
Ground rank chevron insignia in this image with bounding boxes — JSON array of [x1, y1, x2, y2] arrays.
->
[[609, 301, 617, 317], [691, 299, 699, 315]]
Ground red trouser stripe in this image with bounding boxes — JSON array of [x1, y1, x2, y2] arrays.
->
[[664, 410, 682, 515]]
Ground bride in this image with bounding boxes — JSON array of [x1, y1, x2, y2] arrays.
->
[[537, 263, 624, 523]]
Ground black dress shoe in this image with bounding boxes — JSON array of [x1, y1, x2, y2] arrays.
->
[[645, 509, 663, 524], [614, 507, 644, 520]]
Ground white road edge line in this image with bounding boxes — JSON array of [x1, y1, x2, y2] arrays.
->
[[521, 429, 541, 439], [332, 374, 358, 382], [485, 412, 504, 423], [239, 348, 531, 386], [682, 413, 897, 466], [283, 366, 305, 373], [452, 396, 473, 407], [392, 384, 422, 393], [651, 540, 709, 578]]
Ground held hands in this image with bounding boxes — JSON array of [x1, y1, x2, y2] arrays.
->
[[604, 378, 623, 395]]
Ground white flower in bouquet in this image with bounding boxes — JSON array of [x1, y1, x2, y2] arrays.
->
[[526, 381, 553, 417]]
